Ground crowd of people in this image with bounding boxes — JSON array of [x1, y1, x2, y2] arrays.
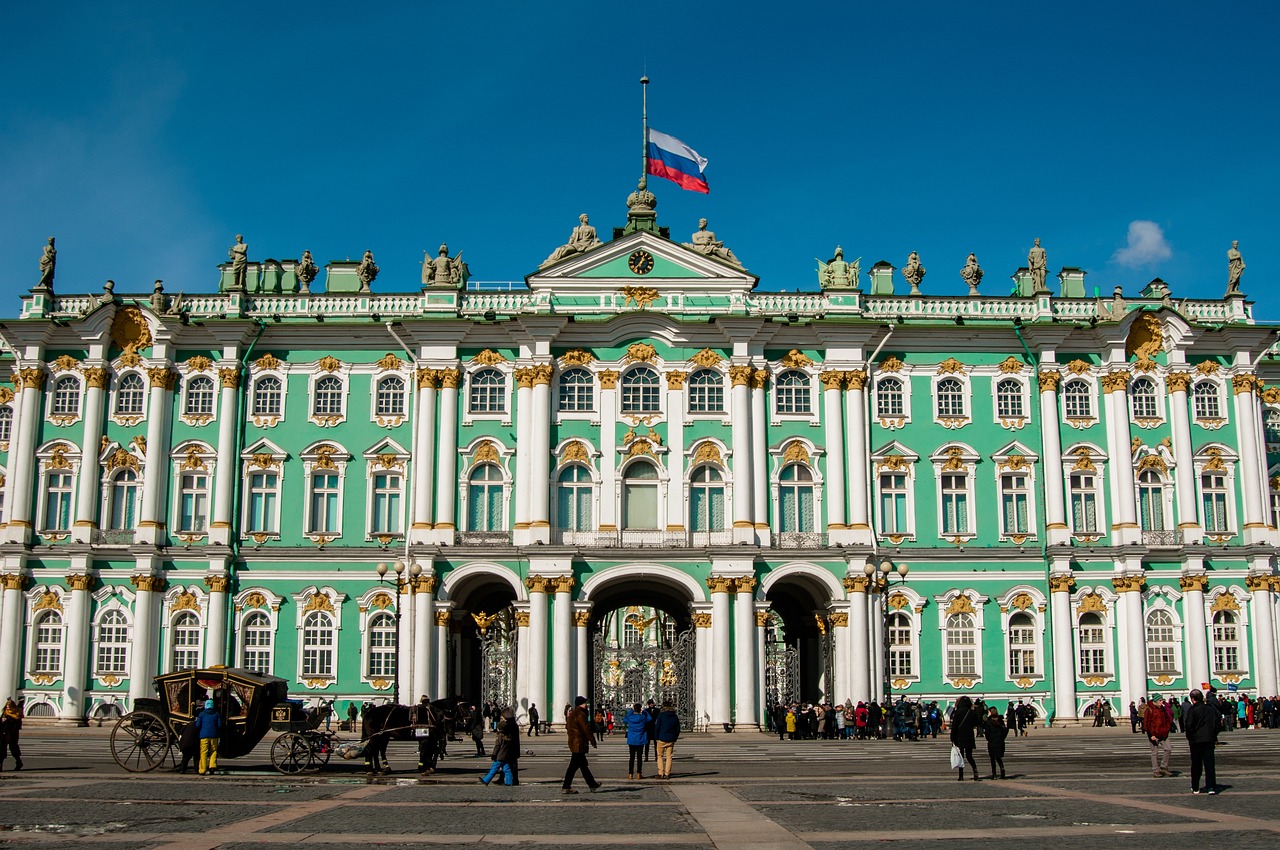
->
[[767, 697, 1039, 743]]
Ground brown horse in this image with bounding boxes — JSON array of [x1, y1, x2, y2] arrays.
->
[[361, 698, 466, 774]]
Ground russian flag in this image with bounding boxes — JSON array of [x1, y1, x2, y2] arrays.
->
[[647, 129, 710, 193]]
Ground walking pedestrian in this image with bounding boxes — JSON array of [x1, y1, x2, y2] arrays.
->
[[469, 704, 486, 757], [528, 703, 540, 736], [643, 699, 657, 762], [1183, 688, 1221, 794], [983, 706, 1007, 779], [625, 702, 649, 780], [346, 701, 358, 732], [479, 707, 519, 786], [195, 698, 222, 776], [654, 701, 680, 780], [0, 698, 24, 771], [949, 696, 981, 781], [1143, 694, 1173, 778], [562, 696, 601, 794]]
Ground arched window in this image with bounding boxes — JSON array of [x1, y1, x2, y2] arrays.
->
[[1078, 612, 1106, 675], [1137, 470, 1166, 532], [688, 370, 724, 413], [313, 375, 344, 417], [556, 465, 593, 532], [253, 376, 283, 416], [944, 612, 977, 677], [1212, 609, 1241, 674], [876, 377, 904, 418], [996, 379, 1024, 419], [107, 470, 140, 531], [366, 611, 397, 678], [94, 609, 129, 675], [33, 611, 64, 674], [467, 463, 504, 531], [775, 371, 812, 414], [935, 378, 965, 418], [185, 376, 215, 416], [1200, 471, 1230, 533], [1000, 472, 1030, 535], [1130, 378, 1159, 419], [1192, 382, 1221, 420], [1008, 612, 1037, 676], [1145, 610, 1178, 674], [1265, 409, 1280, 445], [52, 376, 81, 416], [1063, 380, 1092, 419], [170, 611, 201, 670], [558, 368, 593, 412], [0, 407, 10, 443], [301, 611, 336, 678], [468, 369, 505, 414], [622, 461, 659, 529], [375, 375, 406, 418], [116, 373, 146, 416], [241, 611, 273, 675], [689, 466, 726, 533], [44, 469, 74, 532], [778, 464, 815, 533], [621, 367, 661, 413], [888, 611, 914, 678], [1069, 471, 1099, 534]]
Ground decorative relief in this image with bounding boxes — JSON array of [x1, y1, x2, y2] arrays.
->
[[624, 342, 658, 363], [755, 611, 769, 627], [473, 440, 499, 464], [106, 448, 139, 473], [1137, 454, 1168, 474], [998, 356, 1025, 374], [780, 350, 814, 369], [1195, 360, 1220, 376], [1211, 593, 1241, 612], [249, 453, 279, 470], [303, 593, 335, 613], [372, 453, 404, 470], [33, 588, 63, 612], [1066, 359, 1092, 375], [879, 355, 904, 373], [691, 348, 723, 369], [181, 445, 208, 471], [1077, 592, 1106, 613], [435, 611, 452, 627], [472, 349, 507, 366], [779, 440, 809, 465], [316, 355, 342, 373], [886, 592, 910, 610], [598, 370, 618, 390], [948, 677, 976, 689], [627, 439, 654, 457], [375, 353, 403, 371], [573, 611, 592, 627], [999, 454, 1029, 471], [48, 444, 73, 470], [561, 441, 590, 464], [1070, 449, 1097, 472], [171, 591, 199, 612], [1178, 575, 1209, 593], [940, 447, 967, 471], [186, 355, 212, 373], [620, 286, 660, 309], [1009, 592, 1035, 611], [693, 613, 712, 628], [1202, 447, 1227, 471], [945, 595, 975, 616], [110, 306, 152, 354], [560, 349, 594, 367], [877, 454, 909, 473], [514, 611, 531, 627], [0, 386, 12, 405], [693, 442, 723, 465], [937, 357, 966, 375]]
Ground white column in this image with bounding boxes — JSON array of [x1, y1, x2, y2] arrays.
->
[[729, 367, 754, 543], [831, 606, 850, 706], [1232, 376, 1269, 543], [411, 370, 438, 544], [1181, 570, 1211, 690], [750, 370, 769, 544], [511, 368, 533, 544], [574, 607, 590, 706], [845, 371, 871, 544], [845, 575, 871, 704], [208, 367, 240, 546], [413, 575, 435, 700], [1248, 573, 1279, 696], [60, 571, 94, 723], [1102, 371, 1139, 545], [733, 577, 758, 728], [1114, 573, 1147, 712], [694, 608, 711, 730], [0, 574, 26, 700], [137, 366, 176, 546], [127, 575, 164, 704], [869, 587, 885, 702], [821, 372, 846, 535], [434, 606, 452, 698], [1048, 571, 1077, 721], [1165, 373, 1201, 543], [528, 367, 553, 543], [665, 372, 686, 534], [709, 578, 733, 726], [72, 367, 108, 544], [203, 572, 230, 667], [755, 608, 767, 727], [525, 577, 549, 719], [433, 369, 460, 541], [599, 372, 619, 534], [6, 363, 46, 544], [551, 576, 574, 724], [1039, 371, 1070, 546]]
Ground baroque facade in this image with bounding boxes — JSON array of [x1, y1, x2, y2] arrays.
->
[[1, 202, 1278, 727]]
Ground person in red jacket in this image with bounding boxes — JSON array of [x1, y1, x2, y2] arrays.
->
[[1143, 694, 1173, 777]]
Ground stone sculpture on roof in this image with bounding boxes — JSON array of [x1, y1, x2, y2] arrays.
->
[[296, 250, 319, 292], [902, 251, 926, 294], [1227, 240, 1245, 295], [36, 237, 56, 292], [684, 218, 742, 269], [422, 243, 468, 289], [541, 214, 604, 268], [817, 246, 859, 289], [960, 253, 983, 295], [357, 251, 379, 291], [1027, 238, 1047, 293], [228, 234, 248, 290]]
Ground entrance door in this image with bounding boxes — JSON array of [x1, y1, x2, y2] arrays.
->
[[476, 607, 518, 709], [764, 610, 800, 709], [592, 609, 696, 729]]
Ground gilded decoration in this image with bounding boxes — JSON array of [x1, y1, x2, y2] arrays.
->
[[373, 453, 403, 470], [878, 454, 909, 473], [734, 576, 758, 593], [82, 367, 108, 390], [1015, 677, 1035, 689], [1048, 574, 1075, 593], [171, 591, 199, 612], [693, 442, 723, 465], [525, 576, 551, 593], [560, 349, 595, 367], [573, 611, 592, 627], [693, 613, 712, 628], [204, 575, 229, 593], [435, 611, 451, 627], [147, 366, 178, 390], [627, 439, 654, 457], [438, 368, 461, 389], [666, 370, 687, 389], [1202, 447, 1227, 471], [1126, 313, 1164, 367], [1100, 370, 1131, 393], [303, 593, 335, 613], [0, 574, 29, 592], [219, 367, 241, 389], [316, 355, 342, 373], [181, 445, 208, 471], [514, 367, 535, 389], [376, 353, 402, 371], [945, 596, 975, 616], [782, 441, 810, 464], [780, 350, 814, 369], [303, 678, 333, 689], [186, 355, 212, 373], [551, 576, 576, 594], [1111, 576, 1146, 594], [948, 677, 976, 689], [0, 386, 12, 405], [1211, 593, 1241, 612], [842, 575, 870, 593], [820, 370, 844, 391], [117, 350, 142, 368], [813, 613, 827, 635], [1137, 454, 1168, 475], [845, 369, 867, 391], [598, 370, 618, 389], [411, 575, 438, 593], [706, 576, 734, 594], [254, 353, 283, 371], [416, 368, 439, 389], [1232, 373, 1258, 395], [514, 611, 530, 627], [561, 441, 590, 464], [130, 575, 166, 593], [1082, 675, 1108, 687], [1164, 371, 1192, 393], [471, 611, 499, 635], [131, 436, 147, 455], [530, 364, 555, 386], [1009, 592, 1035, 611], [472, 349, 507, 366], [1244, 575, 1272, 593], [1066, 359, 1093, 375], [473, 441, 499, 464], [621, 285, 660, 309], [1195, 360, 1221, 376], [249, 453, 279, 470], [624, 342, 658, 364], [1179, 575, 1209, 593], [941, 447, 966, 471], [1038, 370, 1062, 393], [1070, 450, 1097, 472], [879, 355, 904, 373], [17, 367, 47, 391], [110, 306, 152, 354], [1077, 592, 1106, 613], [887, 592, 910, 610], [750, 368, 769, 390], [755, 611, 769, 627], [936, 357, 966, 375], [66, 573, 95, 592], [998, 356, 1025, 374], [1000, 454, 1028, 471], [33, 589, 62, 613], [106, 448, 138, 473], [691, 348, 723, 369], [48, 444, 72, 470]]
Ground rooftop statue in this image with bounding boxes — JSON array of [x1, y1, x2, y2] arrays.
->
[[817, 245, 860, 289], [960, 253, 983, 295], [1227, 240, 1245, 295], [356, 251, 380, 291], [422, 243, 468, 289], [684, 218, 743, 269], [296, 250, 319, 292], [540, 214, 604, 268], [36, 237, 56, 291], [228, 234, 248, 290], [1027, 238, 1048, 293], [902, 251, 926, 294]]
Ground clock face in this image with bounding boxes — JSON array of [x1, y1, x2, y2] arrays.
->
[[628, 250, 655, 275]]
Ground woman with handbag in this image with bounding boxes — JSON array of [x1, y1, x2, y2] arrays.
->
[[949, 696, 981, 781]]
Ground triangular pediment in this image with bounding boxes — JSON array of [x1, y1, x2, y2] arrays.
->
[[526, 230, 757, 297]]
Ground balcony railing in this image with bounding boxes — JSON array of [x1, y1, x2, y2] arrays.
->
[[91, 529, 136, 546], [456, 531, 513, 546], [775, 532, 829, 549], [1142, 529, 1180, 547]]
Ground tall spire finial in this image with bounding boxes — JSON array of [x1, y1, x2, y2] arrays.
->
[[640, 75, 650, 191]]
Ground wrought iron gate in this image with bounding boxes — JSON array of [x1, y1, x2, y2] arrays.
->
[[477, 608, 517, 709], [763, 610, 800, 710], [593, 625, 697, 730]]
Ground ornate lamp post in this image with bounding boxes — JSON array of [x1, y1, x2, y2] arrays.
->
[[864, 557, 909, 710], [376, 559, 423, 705]]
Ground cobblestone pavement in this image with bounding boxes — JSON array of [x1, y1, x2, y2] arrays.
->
[[2, 726, 1279, 848]]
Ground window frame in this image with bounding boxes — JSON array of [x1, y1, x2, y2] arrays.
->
[[373, 374, 408, 422], [556, 367, 595, 415], [1144, 608, 1181, 676], [1129, 376, 1162, 423], [1191, 380, 1225, 424], [113, 372, 147, 420], [1061, 378, 1096, 422], [49, 374, 83, 422], [169, 610, 203, 672], [994, 377, 1028, 423], [687, 368, 726, 416], [31, 609, 65, 675], [180, 373, 218, 425], [93, 607, 131, 677], [620, 366, 662, 415], [468, 368, 507, 415]]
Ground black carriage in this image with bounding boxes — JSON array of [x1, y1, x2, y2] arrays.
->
[[267, 699, 351, 774]]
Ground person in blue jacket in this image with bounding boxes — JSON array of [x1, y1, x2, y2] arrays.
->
[[195, 698, 223, 776], [653, 701, 681, 780], [624, 702, 649, 780]]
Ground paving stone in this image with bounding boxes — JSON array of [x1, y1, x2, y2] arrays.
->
[[5, 779, 342, 802], [263, 802, 702, 835], [0, 800, 275, 833], [811, 832, 1280, 850]]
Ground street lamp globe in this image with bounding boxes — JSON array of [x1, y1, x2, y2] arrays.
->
[[393, 559, 406, 576], [376, 562, 389, 578], [863, 560, 876, 577], [410, 561, 423, 578], [896, 562, 910, 578]]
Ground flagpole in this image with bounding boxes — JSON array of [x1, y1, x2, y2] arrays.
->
[[640, 75, 649, 189]]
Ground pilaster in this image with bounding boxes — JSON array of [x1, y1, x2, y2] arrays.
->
[[821, 371, 847, 537], [433, 367, 460, 542], [1047, 568, 1077, 721], [72, 365, 108, 543], [208, 365, 241, 545], [843, 369, 872, 544], [729, 365, 754, 543]]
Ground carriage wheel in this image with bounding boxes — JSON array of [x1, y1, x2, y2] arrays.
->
[[271, 733, 312, 775], [110, 710, 171, 773], [307, 735, 333, 769]]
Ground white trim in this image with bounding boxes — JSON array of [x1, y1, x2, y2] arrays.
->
[[997, 586, 1046, 686], [300, 441, 351, 541], [930, 443, 979, 542], [991, 373, 1031, 431], [1071, 585, 1118, 685]]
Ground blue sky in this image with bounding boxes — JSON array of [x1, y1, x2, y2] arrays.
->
[[1, 2, 1276, 308]]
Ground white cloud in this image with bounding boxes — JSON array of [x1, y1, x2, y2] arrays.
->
[[1112, 220, 1172, 268]]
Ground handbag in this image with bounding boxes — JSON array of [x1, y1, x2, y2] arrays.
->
[[949, 745, 964, 770]]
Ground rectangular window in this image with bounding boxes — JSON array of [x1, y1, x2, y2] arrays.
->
[[1079, 625, 1106, 675], [1071, 474, 1098, 534], [941, 473, 969, 535], [310, 473, 340, 534], [879, 473, 908, 534], [44, 471, 73, 531], [371, 473, 403, 534], [243, 627, 272, 675], [368, 624, 396, 678], [1009, 627, 1037, 676], [1147, 645, 1178, 674], [1201, 472, 1230, 533], [1001, 474, 1029, 535], [247, 471, 279, 534], [171, 629, 201, 671], [179, 473, 209, 533]]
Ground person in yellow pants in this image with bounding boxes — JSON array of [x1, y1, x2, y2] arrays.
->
[[194, 699, 223, 776]]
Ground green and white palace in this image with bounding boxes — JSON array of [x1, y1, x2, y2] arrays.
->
[[1, 194, 1278, 728]]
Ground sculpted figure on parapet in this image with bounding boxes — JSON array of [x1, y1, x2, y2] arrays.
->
[[37, 237, 56, 290], [1027, 238, 1047, 292], [960, 253, 983, 295], [1227, 240, 1245, 295], [684, 218, 743, 268], [902, 251, 926, 292], [228, 234, 248, 289], [422, 243, 468, 288], [357, 251, 380, 290], [541, 214, 603, 268], [818, 246, 859, 288]]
